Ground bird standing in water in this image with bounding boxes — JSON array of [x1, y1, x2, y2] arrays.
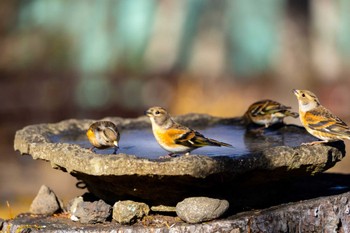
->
[[86, 121, 120, 154], [293, 89, 350, 145], [145, 106, 233, 156]]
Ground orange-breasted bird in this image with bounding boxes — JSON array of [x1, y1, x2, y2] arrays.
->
[[243, 99, 299, 128], [86, 121, 120, 154], [145, 106, 233, 156], [293, 89, 350, 145]]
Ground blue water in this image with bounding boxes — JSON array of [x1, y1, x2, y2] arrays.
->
[[51, 124, 317, 160]]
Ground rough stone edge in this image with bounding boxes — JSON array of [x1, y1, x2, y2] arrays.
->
[[13, 115, 345, 178]]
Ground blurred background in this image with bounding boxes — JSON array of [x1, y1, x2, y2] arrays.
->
[[2, 0, 350, 219]]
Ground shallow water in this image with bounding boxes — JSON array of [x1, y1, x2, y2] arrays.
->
[[51, 124, 317, 160]]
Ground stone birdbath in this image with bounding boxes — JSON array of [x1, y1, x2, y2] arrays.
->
[[14, 113, 345, 211]]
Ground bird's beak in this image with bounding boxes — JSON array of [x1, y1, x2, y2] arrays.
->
[[145, 109, 152, 117], [293, 89, 300, 96], [113, 142, 119, 154], [114, 141, 119, 149]]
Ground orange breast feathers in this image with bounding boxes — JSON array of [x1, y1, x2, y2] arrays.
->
[[86, 128, 98, 145]]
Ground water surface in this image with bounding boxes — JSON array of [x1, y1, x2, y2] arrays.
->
[[51, 124, 317, 160]]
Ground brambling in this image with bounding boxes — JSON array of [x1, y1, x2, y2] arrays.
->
[[293, 89, 350, 145], [243, 99, 299, 128], [86, 121, 120, 154], [145, 106, 233, 156]]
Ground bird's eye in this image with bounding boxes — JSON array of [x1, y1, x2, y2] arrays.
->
[[301, 93, 305, 97], [155, 111, 160, 115]]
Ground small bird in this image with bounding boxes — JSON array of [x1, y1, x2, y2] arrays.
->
[[243, 99, 299, 128], [145, 106, 233, 156], [86, 121, 120, 154], [293, 89, 350, 145]]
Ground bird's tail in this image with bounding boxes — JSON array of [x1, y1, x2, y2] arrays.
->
[[344, 130, 350, 140], [285, 110, 299, 118], [208, 138, 234, 148]]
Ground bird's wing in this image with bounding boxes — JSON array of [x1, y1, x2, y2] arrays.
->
[[171, 127, 232, 148], [166, 126, 198, 147], [305, 109, 350, 136], [260, 100, 298, 118], [102, 127, 119, 142], [250, 100, 290, 116], [165, 122, 209, 148]]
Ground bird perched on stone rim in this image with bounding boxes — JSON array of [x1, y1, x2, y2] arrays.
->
[[243, 99, 299, 129], [293, 89, 350, 145], [145, 106, 233, 156], [86, 121, 120, 154]]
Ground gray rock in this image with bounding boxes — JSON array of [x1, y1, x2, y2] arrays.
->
[[68, 197, 111, 224], [113, 200, 150, 224], [176, 197, 229, 223], [29, 185, 62, 215], [67, 196, 83, 222]]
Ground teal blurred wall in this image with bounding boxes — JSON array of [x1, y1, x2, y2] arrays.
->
[[1, 0, 350, 113]]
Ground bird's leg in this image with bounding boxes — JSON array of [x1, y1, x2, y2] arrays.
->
[[169, 153, 179, 157], [113, 145, 120, 154], [158, 153, 178, 159], [89, 147, 96, 152]]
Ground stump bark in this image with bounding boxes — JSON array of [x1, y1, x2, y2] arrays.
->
[[3, 187, 350, 232]]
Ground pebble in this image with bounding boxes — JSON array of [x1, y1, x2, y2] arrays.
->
[[29, 185, 62, 215], [113, 200, 150, 224], [151, 205, 176, 212], [68, 196, 111, 224], [176, 197, 229, 223]]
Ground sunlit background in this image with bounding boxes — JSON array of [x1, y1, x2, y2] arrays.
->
[[1, 0, 350, 219]]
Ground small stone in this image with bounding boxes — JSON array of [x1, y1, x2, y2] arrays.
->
[[113, 200, 150, 224], [68, 196, 83, 222], [151, 205, 176, 212], [341, 196, 348, 204], [29, 185, 62, 215], [68, 197, 111, 224], [176, 197, 229, 223]]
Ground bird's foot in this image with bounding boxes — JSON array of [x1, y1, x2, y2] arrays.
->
[[113, 147, 119, 154], [158, 153, 179, 159]]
